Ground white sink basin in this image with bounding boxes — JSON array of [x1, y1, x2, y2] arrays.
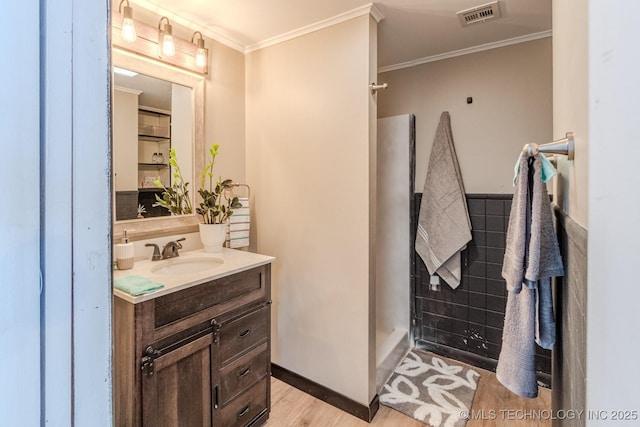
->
[[150, 256, 224, 275]]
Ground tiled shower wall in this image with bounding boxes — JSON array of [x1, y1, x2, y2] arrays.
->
[[412, 193, 552, 382], [552, 206, 587, 426]]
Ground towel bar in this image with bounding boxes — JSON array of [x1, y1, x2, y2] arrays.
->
[[523, 132, 575, 160], [230, 183, 250, 199], [369, 82, 388, 94]]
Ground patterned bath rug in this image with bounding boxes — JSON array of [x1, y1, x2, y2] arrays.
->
[[379, 350, 480, 427]]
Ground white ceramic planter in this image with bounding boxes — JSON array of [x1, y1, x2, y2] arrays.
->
[[199, 223, 226, 253]]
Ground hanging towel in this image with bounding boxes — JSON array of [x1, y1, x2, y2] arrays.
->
[[496, 153, 564, 398], [415, 112, 472, 289], [503, 154, 564, 292], [228, 197, 250, 248], [513, 152, 557, 185]]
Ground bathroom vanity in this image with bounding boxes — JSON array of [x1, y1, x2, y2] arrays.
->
[[113, 249, 274, 427]]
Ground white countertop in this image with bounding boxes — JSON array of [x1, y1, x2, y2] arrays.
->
[[113, 248, 275, 304]]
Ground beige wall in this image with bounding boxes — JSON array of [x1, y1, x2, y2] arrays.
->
[[553, 1, 589, 228], [378, 39, 552, 195], [171, 83, 193, 188], [204, 41, 246, 184], [113, 88, 139, 191], [246, 15, 376, 405]]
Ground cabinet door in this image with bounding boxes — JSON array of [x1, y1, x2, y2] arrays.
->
[[141, 334, 214, 427]]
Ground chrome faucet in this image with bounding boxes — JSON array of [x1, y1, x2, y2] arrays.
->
[[145, 237, 186, 261]]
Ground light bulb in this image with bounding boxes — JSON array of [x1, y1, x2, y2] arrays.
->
[[191, 32, 207, 70], [119, 1, 137, 43], [121, 16, 137, 42], [196, 47, 207, 68], [162, 34, 175, 57], [158, 17, 175, 58]]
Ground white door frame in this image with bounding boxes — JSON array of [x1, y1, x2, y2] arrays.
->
[[0, 1, 42, 424], [2, 0, 112, 425]]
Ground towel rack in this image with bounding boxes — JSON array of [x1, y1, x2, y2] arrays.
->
[[523, 132, 575, 160], [369, 82, 388, 94], [230, 183, 251, 199]]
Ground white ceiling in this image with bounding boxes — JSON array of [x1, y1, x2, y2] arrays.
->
[[133, 0, 551, 70]]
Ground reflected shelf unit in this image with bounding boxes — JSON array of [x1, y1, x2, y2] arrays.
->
[[138, 163, 169, 168], [138, 107, 171, 190]]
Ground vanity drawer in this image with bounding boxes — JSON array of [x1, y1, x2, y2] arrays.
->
[[219, 342, 269, 406], [217, 377, 268, 427], [153, 267, 266, 329], [219, 305, 269, 364]]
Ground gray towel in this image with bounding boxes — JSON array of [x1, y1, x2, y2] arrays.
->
[[496, 153, 564, 398], [496, 283, 537, 398], [415, 112, 471, 289], [502, 155, 564, 292]]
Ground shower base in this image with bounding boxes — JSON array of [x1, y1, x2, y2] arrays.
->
[[376, 327, 409, 393]]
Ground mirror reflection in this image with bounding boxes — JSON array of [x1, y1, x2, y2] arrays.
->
[[113, 68, 193, 221]]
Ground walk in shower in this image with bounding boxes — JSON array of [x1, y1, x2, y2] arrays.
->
[[375, 114, 415, 390]]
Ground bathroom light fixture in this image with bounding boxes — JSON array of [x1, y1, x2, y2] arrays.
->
[[112, 12, 209, 74], [191, 31, 208, 69], [118, 0, 137, 42], [158, 16, 175, 58]]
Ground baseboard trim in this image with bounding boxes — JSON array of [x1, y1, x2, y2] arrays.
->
[[271, 363, 379, 422], [415, 340, 551, 389], [416, 339, 498, 371]]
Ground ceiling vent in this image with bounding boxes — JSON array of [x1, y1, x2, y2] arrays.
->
[[457, 1, 501, 26]]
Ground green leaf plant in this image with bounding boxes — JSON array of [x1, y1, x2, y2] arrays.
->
[[152, 148, 193, 215], [196, 144, 242, 224]]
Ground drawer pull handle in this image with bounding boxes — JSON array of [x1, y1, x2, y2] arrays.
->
[[237, 404, 251, 418], [239, 328, 251, 338], [238, 366, 251, 378]]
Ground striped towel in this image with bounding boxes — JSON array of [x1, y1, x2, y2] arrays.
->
[[228, 197, 250, 248]]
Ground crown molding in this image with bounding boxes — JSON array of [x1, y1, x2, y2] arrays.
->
[[114, 85, 143, 95], [378, 30, 552, 73], [369, 4, 384, 23], [132, 1, 384, 55], [245, 3, 384, 53]]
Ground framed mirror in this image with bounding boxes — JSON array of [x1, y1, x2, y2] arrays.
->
[[112, 48, 204, 241]]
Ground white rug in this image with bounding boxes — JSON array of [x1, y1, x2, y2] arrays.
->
[[379, 350, 480, 427]]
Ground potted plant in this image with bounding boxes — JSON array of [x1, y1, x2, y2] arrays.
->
[[196, 144, 241, 252], [153, 148, 193, 215]]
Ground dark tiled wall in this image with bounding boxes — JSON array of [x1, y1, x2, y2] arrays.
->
[[115, 189, 172, 220], [138, 188, 172, 218], [552, 206, 587, 427], [413, 193, 552, 380], [115, 190, 138, 221]]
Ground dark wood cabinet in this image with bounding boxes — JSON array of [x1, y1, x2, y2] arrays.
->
[[114, 264, 271, 427], [141, 334, 214, 427]]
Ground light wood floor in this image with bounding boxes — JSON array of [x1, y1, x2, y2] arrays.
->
[[267, 364, 551, 427]]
